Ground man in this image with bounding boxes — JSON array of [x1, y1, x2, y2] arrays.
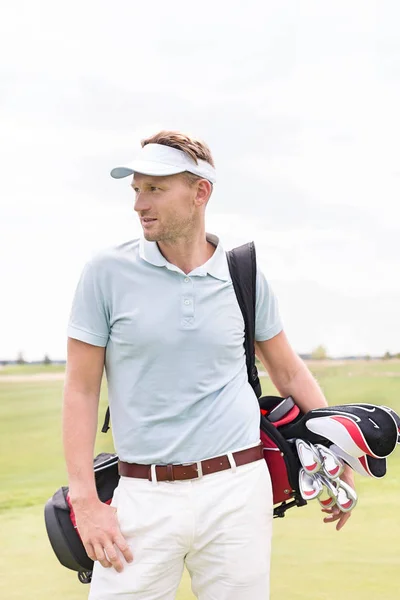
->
[[63, 131, 354, 600]]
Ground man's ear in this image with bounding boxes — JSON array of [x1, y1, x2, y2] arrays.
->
[[194, 179, 212, 207]]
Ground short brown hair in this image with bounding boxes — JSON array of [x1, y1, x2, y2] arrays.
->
[[141, 130, 215, 168]]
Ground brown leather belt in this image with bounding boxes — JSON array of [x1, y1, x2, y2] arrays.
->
[[118, 442, 264, 482]]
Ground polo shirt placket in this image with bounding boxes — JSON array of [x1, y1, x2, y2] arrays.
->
[[181, 276, 195, 329]]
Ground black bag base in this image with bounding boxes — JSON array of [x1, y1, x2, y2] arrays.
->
[[44, 454, 119, 577], [78, 570, 93, 584], [44, 489, 94, 572]]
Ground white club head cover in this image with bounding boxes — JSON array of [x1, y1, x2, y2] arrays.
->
[[330, 444, 386, 479], [305, 411, 396, 459], [305, 415, 373, 458], [329, 444, 370, 477]]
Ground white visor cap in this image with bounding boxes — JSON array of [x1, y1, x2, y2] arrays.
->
[[110, 143, 216, 184]]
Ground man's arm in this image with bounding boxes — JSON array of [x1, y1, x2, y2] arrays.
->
[[63, 338, 133, 570], [255, 331, 328, 412], [255, 330, 354, 530], [63, 337, 105, 504]]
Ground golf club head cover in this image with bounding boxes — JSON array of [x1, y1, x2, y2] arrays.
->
[[381, 405, 400, 444], [330, 444, 387, 478], [279, 404, 399, 459]]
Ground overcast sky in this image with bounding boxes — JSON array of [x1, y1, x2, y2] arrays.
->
[[1, 0, 399, 360]]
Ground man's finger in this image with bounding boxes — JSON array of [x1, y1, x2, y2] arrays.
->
[[114, 533, 134, 564], [321, 505, 352, 529], [85, 542, 96, 562], [336, 511, 352, 531], [322, 505, 341, 523], [320, 507, 339, 515], [93, 543, 112, 569], [323, 513, 341, 523], [104, 544, 124, 573], [321, 506, 340, 517]]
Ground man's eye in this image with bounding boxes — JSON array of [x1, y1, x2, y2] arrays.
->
[[150, 186, 158, 192], [133, 187, 140, 193]]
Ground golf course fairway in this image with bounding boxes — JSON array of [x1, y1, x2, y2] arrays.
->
[[1, 360, 399, 599]]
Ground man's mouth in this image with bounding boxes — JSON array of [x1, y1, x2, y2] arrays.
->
[[141, 217, 157, 228]]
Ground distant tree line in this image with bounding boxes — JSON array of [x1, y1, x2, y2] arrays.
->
[[1, 348, 400, 368], [382, 351, 400, 360], [0, 352, 53, 366], [308, 347, 400, 361]]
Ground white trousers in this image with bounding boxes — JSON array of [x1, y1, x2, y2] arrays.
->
[[88, 456, 273, 600]]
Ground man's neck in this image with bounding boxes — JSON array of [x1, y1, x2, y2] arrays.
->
[[157, 233, 216, 275]]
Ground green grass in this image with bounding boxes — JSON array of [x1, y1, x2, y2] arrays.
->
[[1, 361, 400, 598], [0, 363, 66, 375]]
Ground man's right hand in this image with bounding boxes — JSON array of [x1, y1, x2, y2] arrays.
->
[[73, 498, 134, 572]]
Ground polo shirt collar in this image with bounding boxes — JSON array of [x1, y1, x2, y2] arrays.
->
[[139, 233, 230, 281]]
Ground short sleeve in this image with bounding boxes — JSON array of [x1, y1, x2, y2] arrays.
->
[[67, 258, 110, 347], [255, 266, 283, 341]]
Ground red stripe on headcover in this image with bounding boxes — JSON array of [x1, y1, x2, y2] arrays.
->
[[331, 416, 371, 456], [358, 455, 371, 475], [272, 405, 301, 428]]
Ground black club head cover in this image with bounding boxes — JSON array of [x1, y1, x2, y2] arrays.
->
[[279, 404, 398, 459], [381, 405, 400, 444], [329, 443, 387, 478]]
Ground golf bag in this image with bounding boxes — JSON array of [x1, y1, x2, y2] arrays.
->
[[44, 453, 119, 583], [226, 243, 306, 516], [259, 396, 306, 515], [44, 242, 305, 582]]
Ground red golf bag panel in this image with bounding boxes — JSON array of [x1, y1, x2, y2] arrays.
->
[[261, 428, 294, 504], [259, 396, 306, 514]]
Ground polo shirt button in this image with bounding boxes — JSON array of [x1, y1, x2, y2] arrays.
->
[[184, 299, 191, 305], [184, 277, 190, 283]]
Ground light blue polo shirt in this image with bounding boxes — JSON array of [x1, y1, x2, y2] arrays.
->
[[67, 234, 283, 464]]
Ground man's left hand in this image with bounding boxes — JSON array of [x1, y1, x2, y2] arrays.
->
[[321, 465, 355, 531]]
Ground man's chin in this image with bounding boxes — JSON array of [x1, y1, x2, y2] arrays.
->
[[143, 231, 160, 242]]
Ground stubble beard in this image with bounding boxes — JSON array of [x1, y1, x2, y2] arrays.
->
[[143, 213, 196, 244]]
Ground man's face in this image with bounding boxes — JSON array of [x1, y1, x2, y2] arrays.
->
[[132, 173, 199, 242]]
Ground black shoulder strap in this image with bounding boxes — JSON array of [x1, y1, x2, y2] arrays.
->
[[101, 406, 110, 433], [226, 242, 262, 399], [101, 240, 261, 433]]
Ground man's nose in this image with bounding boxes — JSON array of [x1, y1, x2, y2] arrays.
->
[[134, 192, 151, 212]]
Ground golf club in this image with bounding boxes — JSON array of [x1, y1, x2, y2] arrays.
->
[[315, 473, 338, 509], [314, 443, 345, 479], [298, 467, 323, 501], [336, 479, 358, 512], [295, 439, 322, 475]]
